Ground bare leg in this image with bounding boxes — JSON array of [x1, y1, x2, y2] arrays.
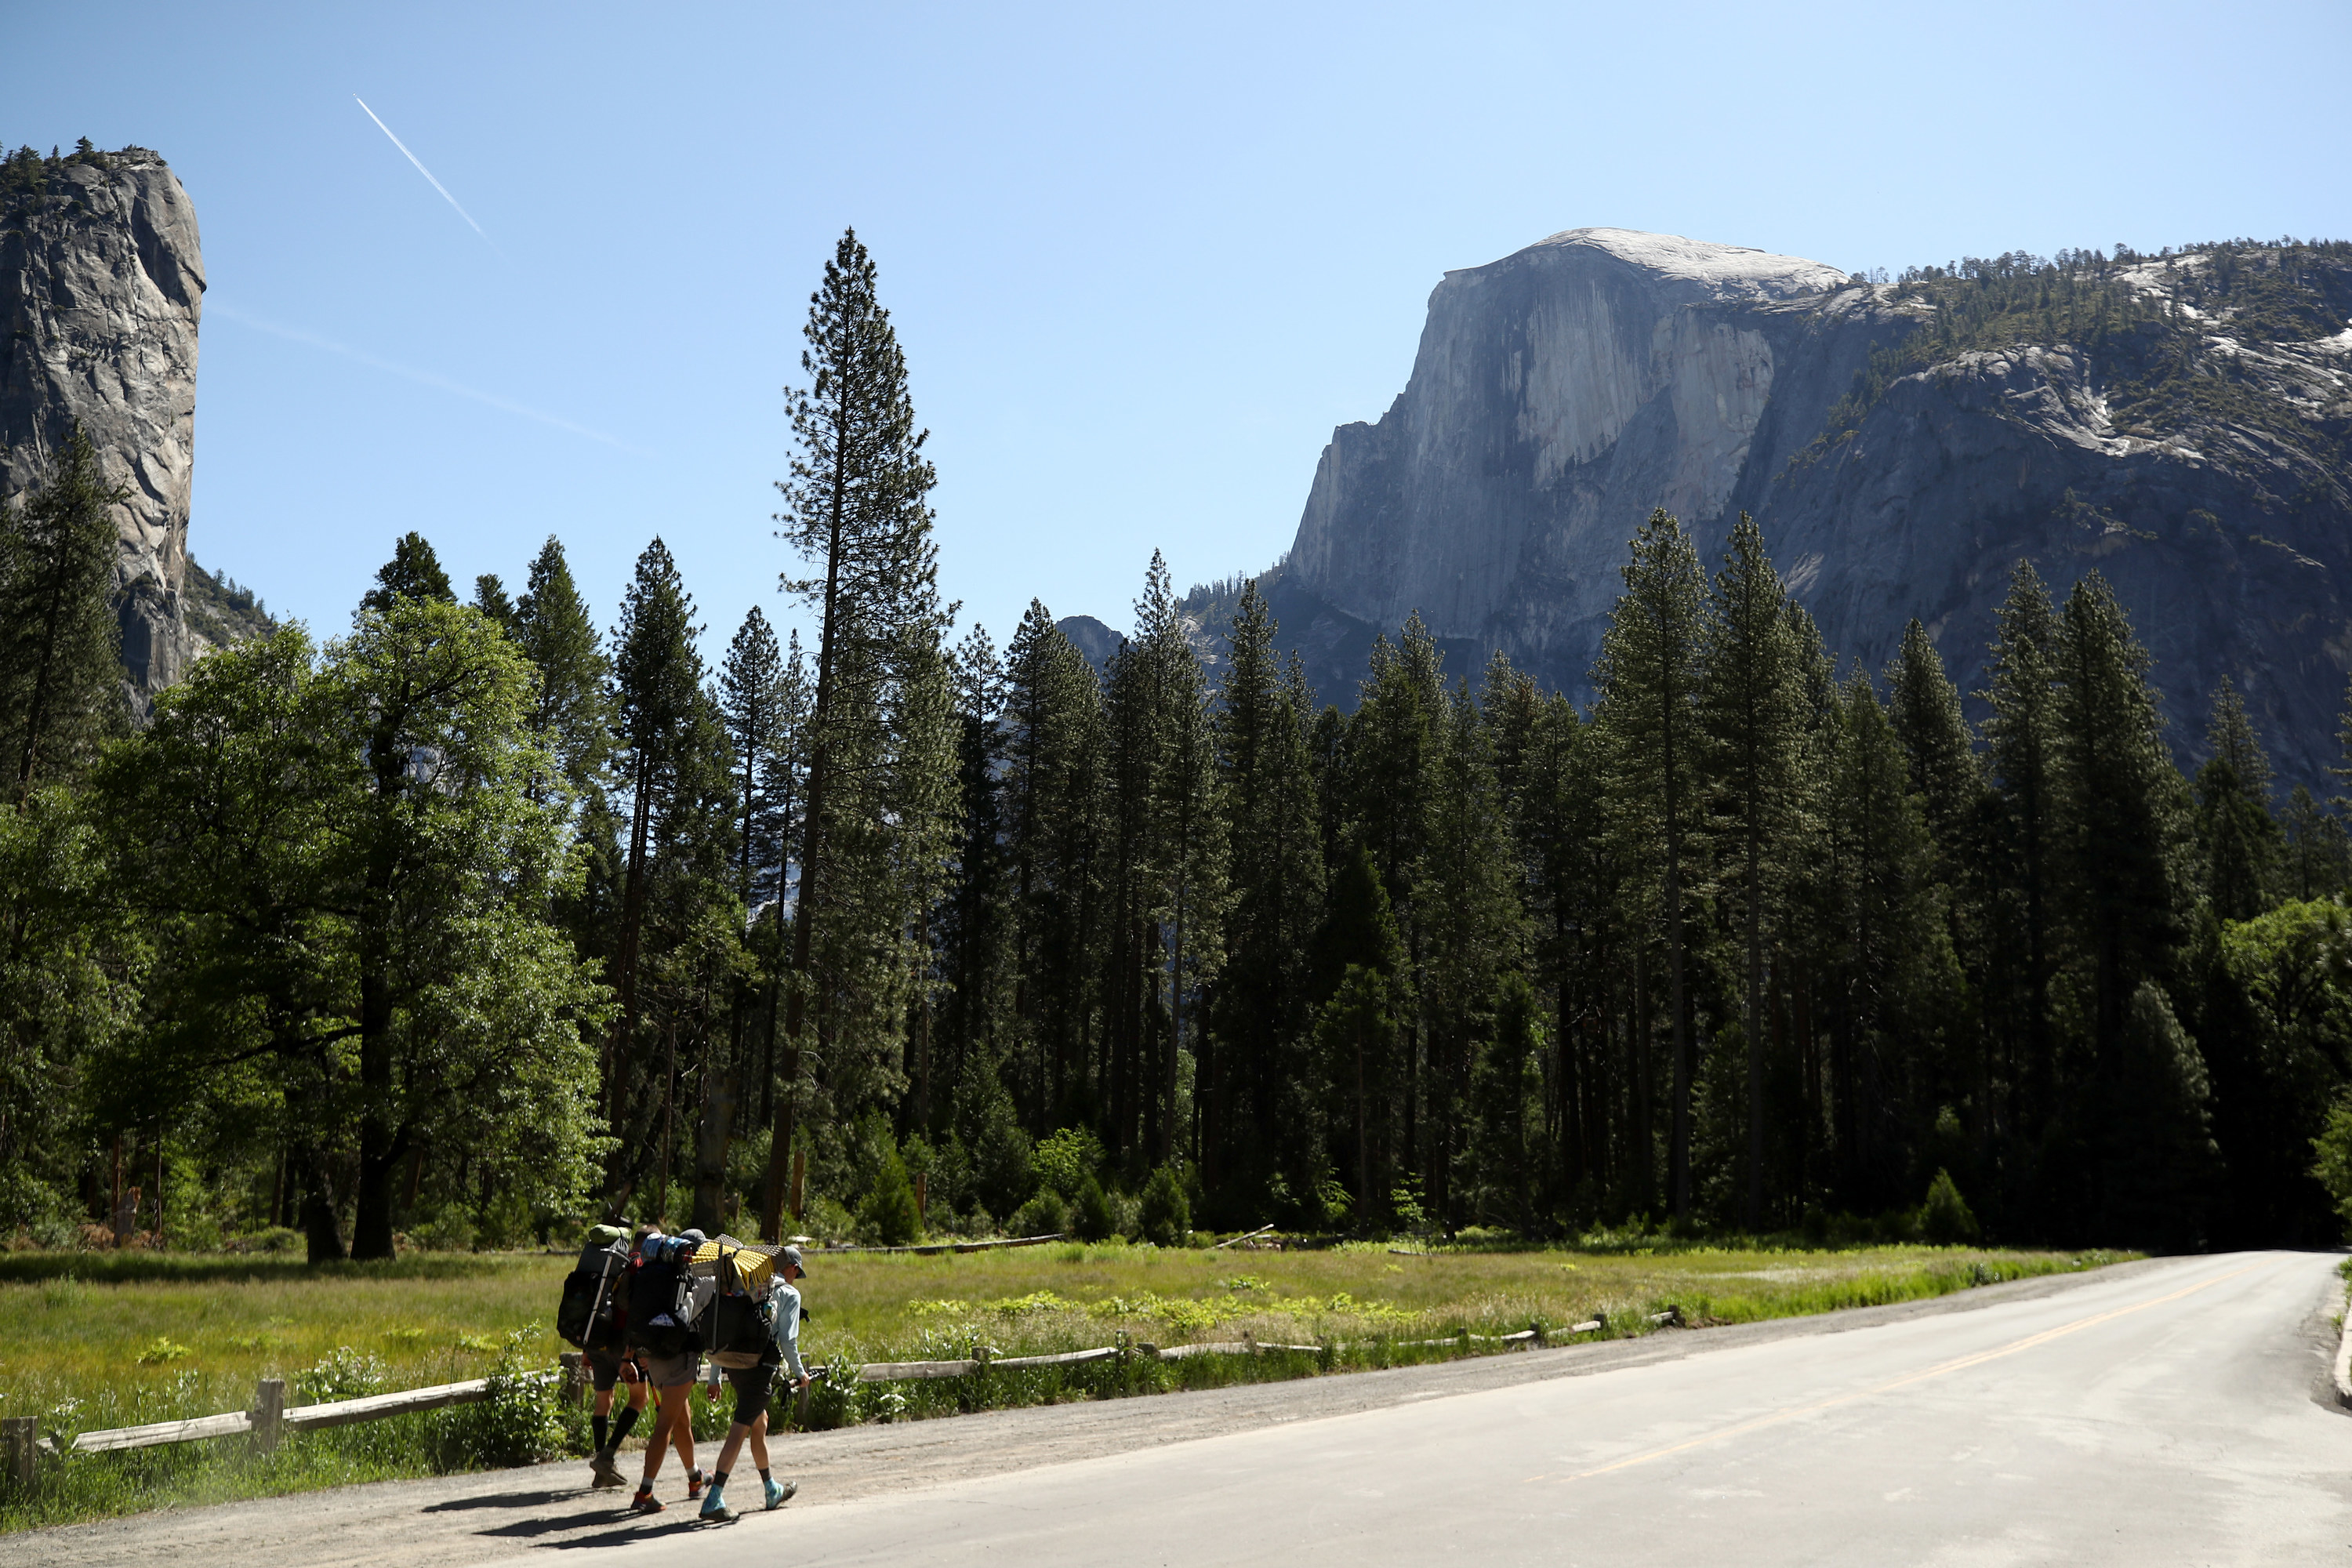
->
[[715, 1406, 767, 1477], [639, 1385, 689, 1483]]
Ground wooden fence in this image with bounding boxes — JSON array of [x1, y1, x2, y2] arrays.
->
[[2, 1308, 1663, 1487]]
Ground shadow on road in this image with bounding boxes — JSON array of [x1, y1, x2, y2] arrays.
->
[[421, 1489, 589, 1514]]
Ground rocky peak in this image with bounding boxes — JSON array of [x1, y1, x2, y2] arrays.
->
[[1, 142, 206, 704], [1273, 226, 2352, 786]]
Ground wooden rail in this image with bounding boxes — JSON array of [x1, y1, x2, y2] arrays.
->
[[2, 1312, 1628, 1486], [5, 1368, 554, 1479]]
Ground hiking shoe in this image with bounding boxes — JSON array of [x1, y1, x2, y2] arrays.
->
[[699, 1486, 735, 1523], [627, 1487, 662, 1515], [590, 1450, 624, 1489], [763, 1477, 797, 1510], [686, 1468, 706, 1499]]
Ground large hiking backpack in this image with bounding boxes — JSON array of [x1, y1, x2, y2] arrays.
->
[[706, 1246, 774, 1365], [626, 1239, 702, 1360], [556, 1226, 630, 1351]]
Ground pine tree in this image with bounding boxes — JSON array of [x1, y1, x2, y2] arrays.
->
[[765, 227, 946, 1238], [1211, 583, 1326, 1217], [1594, 509, 1708, 1218], [718, 608, 787, 906], [1339, 613, 1444, 1194], [2281, 786, 2347, 902], [1419, 677, 1523, 1225], [513, 536, 615, 808], [0, 427, 127, 797], [1886, 619, 1984, 864], [1982, 561, 2062, 1166], [1699, 514, 1805, 1229], [1885, 619, 1990, 1196], [935, 623, 1014, 1143], [605, 538, 728, 1207], [1311, 843, 1409, 1224], [2054, 572, 2187, 1062], [1001, 600, 1106, 1131], [1820, 668, 1956, 1209], [2194, 678, 2280, 923], [358, 532, 455, 615], [471, 574, 517, 633], [1099, 554, 1227, 1167]]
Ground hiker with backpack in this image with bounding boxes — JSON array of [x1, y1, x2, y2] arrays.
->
[[695, 1243, 810, 1522], [623, 1226, 711, 1514], [556, 1222, 649, 1488]]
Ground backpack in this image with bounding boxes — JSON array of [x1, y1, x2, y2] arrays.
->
[[705, 1246, 775, 1366], [626, 1239, 702, 1360], [556, 1228, 630, 1351]]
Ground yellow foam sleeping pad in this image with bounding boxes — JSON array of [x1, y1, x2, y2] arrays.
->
[[689, 1234, 782, 1291]]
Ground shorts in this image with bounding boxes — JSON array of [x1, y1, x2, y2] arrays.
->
[[633, 1348, 700, 1388], [586, 1344, 640, 1392], [722, 1361, 778, 1419]]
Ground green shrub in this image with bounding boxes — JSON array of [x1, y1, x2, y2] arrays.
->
[[1033, 1127, 1106, 1200], [457, 1328, 565, 1465], [1920, 1168, 1980, 1245], [1072, 1176, 1117, 1242], [858, 1150, 923, 1247], [1138, 1165, 1190, 1247], [296, 1346, 387, 1403], [1008, 1189, 1067, 1238]]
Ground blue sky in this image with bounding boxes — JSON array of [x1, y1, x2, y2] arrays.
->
[[9, 2, 2347, 656]]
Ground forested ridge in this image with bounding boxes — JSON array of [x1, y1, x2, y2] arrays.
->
[[8, 230, 2352, 1265]]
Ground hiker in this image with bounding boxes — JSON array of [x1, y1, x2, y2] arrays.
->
[[697, 1243, 810, 1521], [623, 1226, 710, 1514], [562, 1222, 648, 1488]]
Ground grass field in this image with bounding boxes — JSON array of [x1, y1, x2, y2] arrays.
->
[[0, 1239, 2123, 1531]]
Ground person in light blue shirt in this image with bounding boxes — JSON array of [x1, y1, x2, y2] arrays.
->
[[699, 1245, 810, 1520]]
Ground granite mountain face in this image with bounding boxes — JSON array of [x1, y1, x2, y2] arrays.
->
[[1, 143, 209, 705], [1252, 227, 2352, 786]]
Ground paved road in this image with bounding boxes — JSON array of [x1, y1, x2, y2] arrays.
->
[[27, 1252, 2350, 1566], [636, 1250, 2352, 1566]]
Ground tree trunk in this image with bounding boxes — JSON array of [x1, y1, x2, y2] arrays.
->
[[299, 1144, 347, 1264], [691, 1049, 737, 1236], [351, 964, 401, 1260], [1745, 829, 1764, 1231]]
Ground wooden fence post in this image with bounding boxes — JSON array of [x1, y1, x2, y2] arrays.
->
[[3, 1415, 34, 1489], [252, 1377, 285, 1454], [558, 1353, 585, 1409]]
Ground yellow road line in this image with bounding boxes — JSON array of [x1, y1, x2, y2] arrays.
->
[[1526, 1258, 2270, 1486]]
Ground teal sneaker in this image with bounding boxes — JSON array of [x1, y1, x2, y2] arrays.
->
[[699, 1483, 735, 1523], [764, 1477, 797, 1510]]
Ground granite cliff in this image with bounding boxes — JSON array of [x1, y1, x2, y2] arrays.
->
[[1, 142, 209, 704], [1253, 227, 2352, 785]]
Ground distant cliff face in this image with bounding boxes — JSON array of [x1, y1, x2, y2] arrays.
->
[[0, 144, 205, 704], [1279, 226, 2352, 785]]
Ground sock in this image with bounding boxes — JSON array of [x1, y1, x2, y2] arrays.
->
[[593, 1414, 610, 1451], [611, 1406, 640, 1446], [711, 1470, 728, 1488], [758, 1468, 771, 1483]]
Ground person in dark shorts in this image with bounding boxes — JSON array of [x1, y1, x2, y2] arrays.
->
[[586, 1341, 647, 1487], [698, 1245, 809, 1521], [623, 1228, 707, 1514]]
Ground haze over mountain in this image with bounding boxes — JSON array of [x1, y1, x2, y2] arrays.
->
[[1102, 226, 2352, 786]]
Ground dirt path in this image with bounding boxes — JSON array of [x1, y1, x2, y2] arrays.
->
[[20, 1259, 2169, 1567]]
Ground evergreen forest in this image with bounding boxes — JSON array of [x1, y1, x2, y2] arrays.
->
[[9, 230, 2352, 1265]]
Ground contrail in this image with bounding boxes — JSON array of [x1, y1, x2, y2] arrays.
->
[[210, 301, 651, 457], [353, 95, 495, 249]]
